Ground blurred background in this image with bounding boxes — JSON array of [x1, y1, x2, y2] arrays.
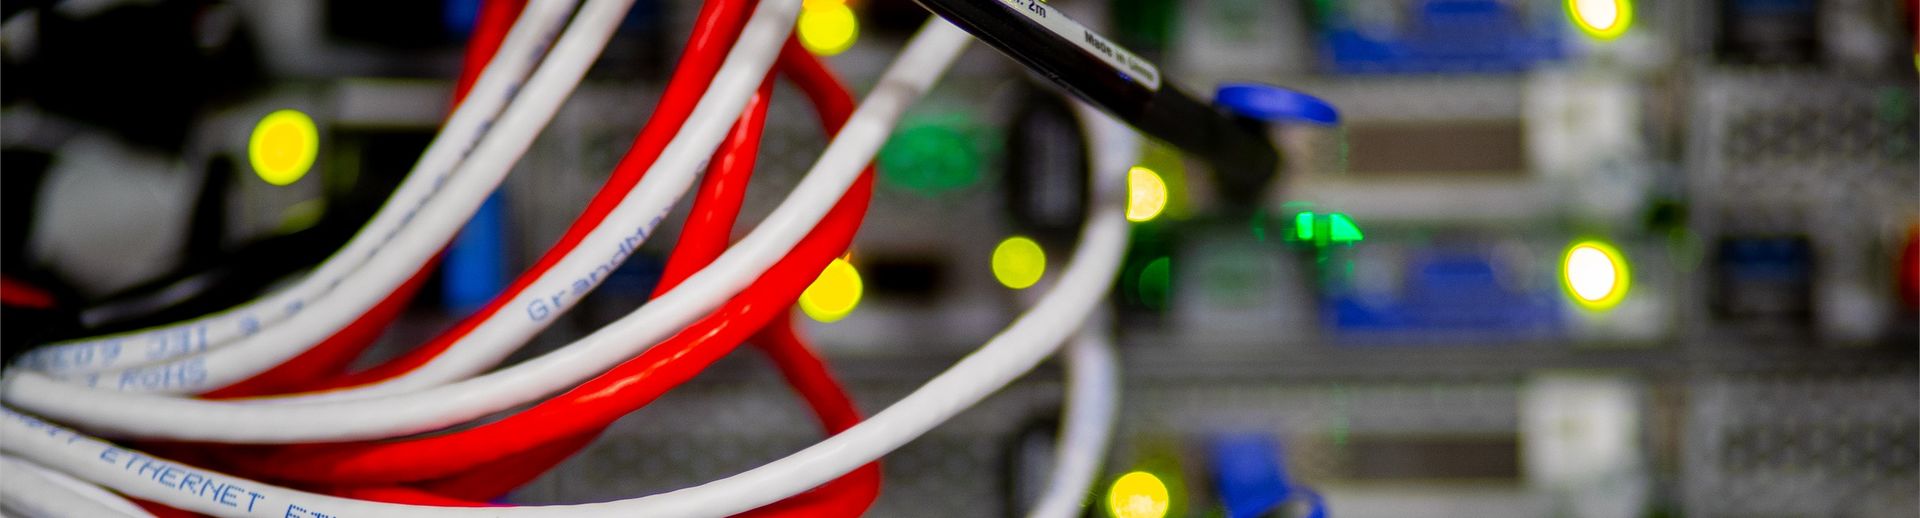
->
[[1, 0, 1916, 516]]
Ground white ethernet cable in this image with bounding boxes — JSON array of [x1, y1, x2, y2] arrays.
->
[[27, 0, 788, 399], [0, 66, 1133, 515], [1028, 100, 1138, 518], [1031, 322, 1122, 518], [0, 6, 951, 443], [0, 23, 1132, 517], [1013, 99, 1132, 518], [265, 0, 808, 403], [0, 454, 153, 518], [14, 0, 579, 376], [273, 0, 805, 401], [615, 78, 1137, 517], [22, 0, 651, 395]]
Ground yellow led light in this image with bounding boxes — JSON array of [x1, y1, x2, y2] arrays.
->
[[248, 109, 319, 186], [799, 258, 863, 323], [1567, 0, 1632, 41], [796, 0, 858, 56], [1125, 166, 1168, 222], [1106, 471, 1170, 518], [991, 236, 1046, 290], [1563, 240, 1630, 310]]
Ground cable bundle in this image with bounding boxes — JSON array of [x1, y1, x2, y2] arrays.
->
[[0, 0, 1135, 516]]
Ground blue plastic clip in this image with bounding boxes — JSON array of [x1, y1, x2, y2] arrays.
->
[[1209, 434, 1331, 518], [1214, 83, 1341, 126]]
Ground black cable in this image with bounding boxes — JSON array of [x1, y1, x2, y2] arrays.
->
[[910, 0, 1280, 201]]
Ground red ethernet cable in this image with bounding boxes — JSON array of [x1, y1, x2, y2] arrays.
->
[[400, 73, 782, 502], [250, 43, 878, 517], [210, 36, 875, 490], [409, 40, 877, 504], [199, 0, 749, 398], [199, 0, 529, 397], [138, 0, 880, 513], [252, 0, 759, 396], [399, 43, 881, 512]]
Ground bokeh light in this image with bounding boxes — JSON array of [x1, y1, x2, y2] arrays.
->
[[991, 236, 1047, 290], [1289, 210, 1364, 246], [1568, 0, 1632, 40], [1563, 240, 1630, 310], [1328, 213, 1364, 243], [1126, 166, 1168, 222], [248, 109, 319, 186], [799, 257, 863, 322], [878, 115, 981, 194], [1106, 471, 1171, 518], [797, 0, 858, 56], [1138, 256, 1172, 309]]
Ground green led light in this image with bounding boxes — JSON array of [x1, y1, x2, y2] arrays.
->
[[1328, 213, 1364, 243], [877, 115, 981, 195], [1138, 256, 1171, 310], [1283, 209, 1364, 248]]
